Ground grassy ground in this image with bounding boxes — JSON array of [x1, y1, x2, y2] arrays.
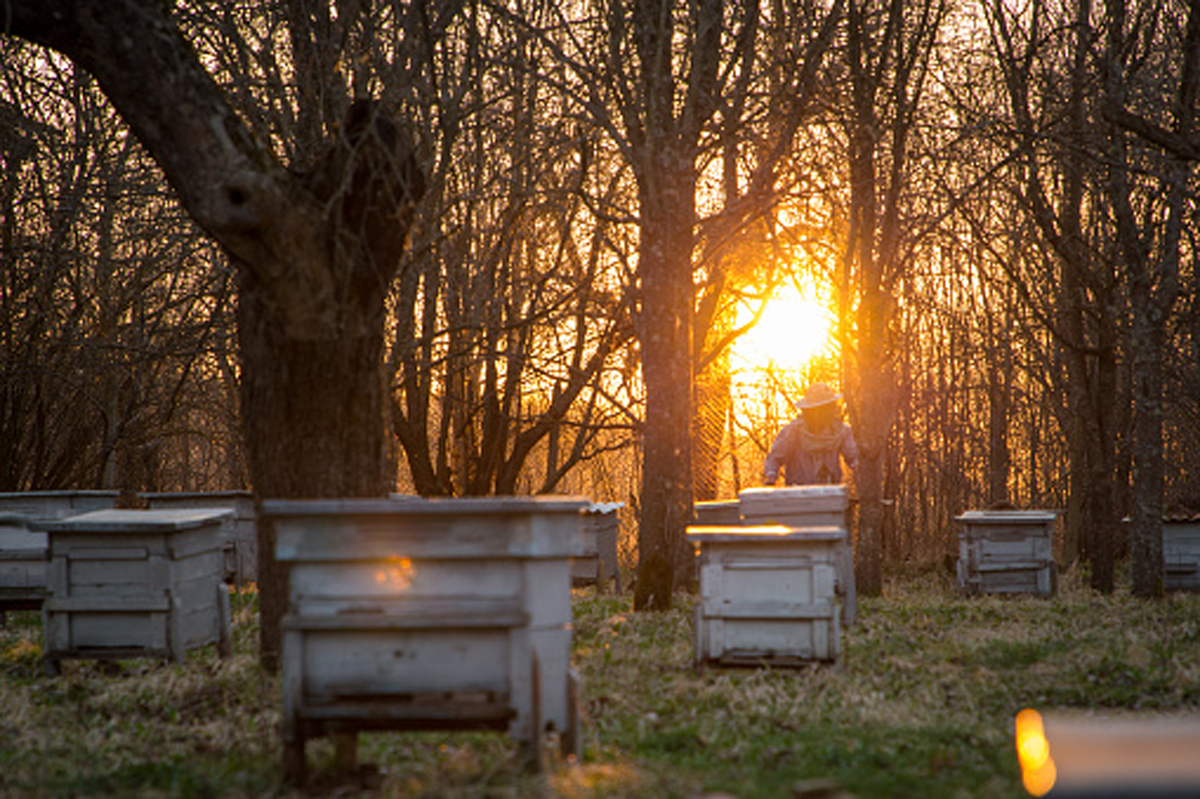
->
[[1, 566, 1198, 798]]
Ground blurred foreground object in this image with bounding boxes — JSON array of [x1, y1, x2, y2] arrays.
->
[[1017, 708, 1200, 797]]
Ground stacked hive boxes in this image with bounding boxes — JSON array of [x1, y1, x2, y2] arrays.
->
[[688, 485, 852, 666], [571, 502, 622, 592], [0, 513, 46, 623]]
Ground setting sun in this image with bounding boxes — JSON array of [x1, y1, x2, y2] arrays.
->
[[732, 283, 836, 372]]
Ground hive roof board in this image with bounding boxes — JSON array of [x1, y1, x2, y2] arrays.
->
[[34, 508, 234, 533]]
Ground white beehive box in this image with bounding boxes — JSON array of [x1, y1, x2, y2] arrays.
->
[[0, 513, 47, 624], [38, 509, 233, 674], [955, 510, 1058, 596], [1164, 517, 1200, 592], [687, 524, 845, 666], [0, 492, 120, 625], [572, 502, 622, 592], [264, 495, 587, 782], [141, 491, 257, 586], [735, 485, 856, 626]]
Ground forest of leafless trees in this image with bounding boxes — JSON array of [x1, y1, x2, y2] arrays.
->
[[2, 0, 1197, 617]]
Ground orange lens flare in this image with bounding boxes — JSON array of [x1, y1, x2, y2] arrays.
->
[[1016, 708, 1056, 797], [375, 555, 416, 591]]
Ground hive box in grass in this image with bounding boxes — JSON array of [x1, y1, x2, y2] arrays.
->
[[955, 510, 1058, 596], [0, 492, 120, 623], [38, 509, 233, 674], [141, 491, 257, 585], [263, 495, 588, 782], [1164, 516, 1200, 592], [0, 513, 47, 624], [687, 524, 845, 666], [735, 485, 856, 625], [694, 500, 741, 526], [572, 502, 622, 592]]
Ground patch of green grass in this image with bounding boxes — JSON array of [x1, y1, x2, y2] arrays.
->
[[1, 570, 1198, 797]]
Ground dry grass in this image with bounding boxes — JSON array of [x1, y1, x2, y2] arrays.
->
[[1, 569, 1198, 798]]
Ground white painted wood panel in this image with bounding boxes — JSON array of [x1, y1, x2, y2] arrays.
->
[[688, 526, 844, 666]]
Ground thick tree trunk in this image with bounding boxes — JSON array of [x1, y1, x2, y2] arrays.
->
[[242, 102, 424, 666], [845, 8, 886, 595], [634, 171, 696, 610], [854, 338, 890, 597], [987, 329, 1012, 505], [1128, 325, 1165, 597], [6, 1, 425, 668], [1108, 0, 1195, 597], [238, 274, 392, 667]]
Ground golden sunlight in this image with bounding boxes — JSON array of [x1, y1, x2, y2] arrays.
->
[[375, 555, 416, 591], [1015, 708, 1057, 797], [732, 282, 835, 372]]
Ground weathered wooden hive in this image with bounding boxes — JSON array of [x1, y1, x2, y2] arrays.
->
[[955, 510, 1058, 596], [0, 492, 120, 625], [263, 495, 587, 781], [1164, 509, 1200, 592], [687, 523, 846, 665], [141, 491, 257, 585], [738, 485, 849, 528], [0, 513, 46, 625], [572, 502, 622, 592], [38, 508, 233, 674]]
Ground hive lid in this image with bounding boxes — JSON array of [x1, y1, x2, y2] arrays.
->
[[264, 495, 590, 518], [140, 490, 254, 500], [739, 485, 848, 500], [686, 523, 846, 543], [35, 508, 234, 532], [955, 510, 1058, 523], [739, 485, 849, 514]]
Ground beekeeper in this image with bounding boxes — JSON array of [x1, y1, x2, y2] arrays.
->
[[762, 382, 859, 486]]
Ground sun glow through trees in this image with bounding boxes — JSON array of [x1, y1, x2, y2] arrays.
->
[[732, 282, 836, 373]]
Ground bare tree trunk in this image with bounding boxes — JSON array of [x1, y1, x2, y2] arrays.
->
[[237, 275, 392, 667], [634, 160, 696, 609], [987, 322, 1012, 505], [6, 1, 426, 668], [1105, 0, 1196, 597]]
